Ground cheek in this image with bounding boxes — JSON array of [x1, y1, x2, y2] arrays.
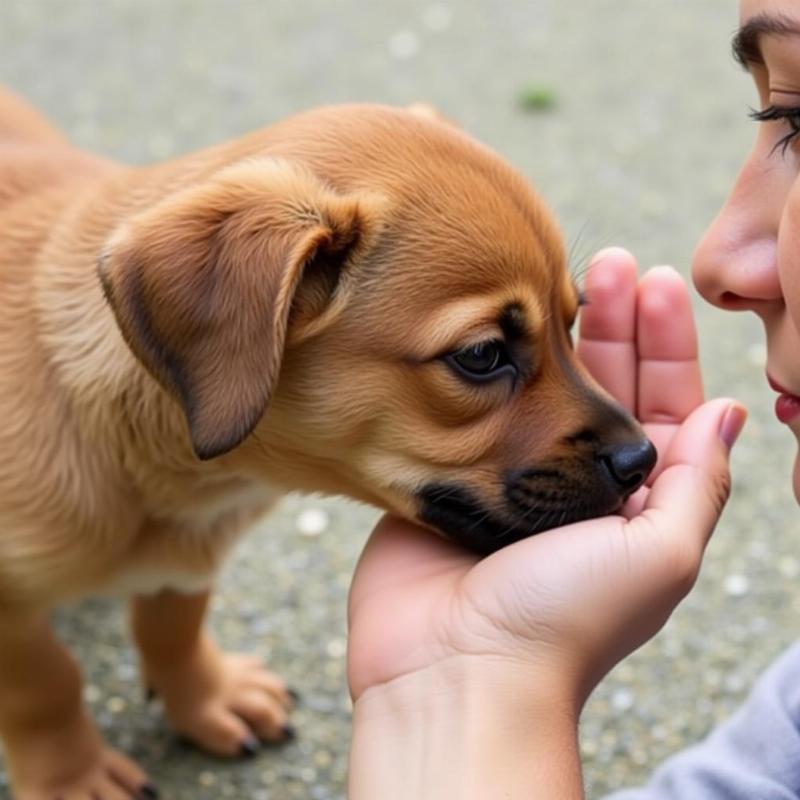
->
[[779, 181, 800, 328]]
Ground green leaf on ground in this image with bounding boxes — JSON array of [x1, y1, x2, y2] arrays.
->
[[518, 84, 557, 112]]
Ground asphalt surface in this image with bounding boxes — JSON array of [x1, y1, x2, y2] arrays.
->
[[1, 1, 795, 798]]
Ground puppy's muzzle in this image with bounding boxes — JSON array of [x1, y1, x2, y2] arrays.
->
[[417, 434, 657, 556]]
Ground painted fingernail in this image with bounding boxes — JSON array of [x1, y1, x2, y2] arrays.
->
[[240, 736, 260, 758], [719, 403, 748, 450], [139, 783, 160, 800], [288, 687, 301, 704], [281, 722, 297, 741]]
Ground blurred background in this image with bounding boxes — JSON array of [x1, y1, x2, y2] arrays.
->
[[1, 1, 793, 798]]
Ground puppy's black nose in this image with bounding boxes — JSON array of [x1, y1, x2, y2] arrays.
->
[[600, 440, 657, 493]]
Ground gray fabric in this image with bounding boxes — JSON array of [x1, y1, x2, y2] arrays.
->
[[604, 643, 800, 800]]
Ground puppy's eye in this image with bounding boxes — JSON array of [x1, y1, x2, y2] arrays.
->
[[445, 340, 516, 383]]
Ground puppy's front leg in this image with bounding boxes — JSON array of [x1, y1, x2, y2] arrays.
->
[[0, 609, 150, 800], [131, 589, 294, 757]]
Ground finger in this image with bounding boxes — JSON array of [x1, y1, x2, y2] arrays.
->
[[577, 248, 639, 411], [640, 422, 677, 484], [633, 398, 746, 573], [621, 485, 648, 518], [637, 266, 704, 423]]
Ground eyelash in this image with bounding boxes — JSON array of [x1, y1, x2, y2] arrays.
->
[[750, 105, 800, 156]]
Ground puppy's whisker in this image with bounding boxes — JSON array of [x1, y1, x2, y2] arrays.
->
[[567, 225, 616, 289], [569, 232, 615, 289], [567, 219, 591, 271], [524, 506, 559, 536], [425, 486, 463, 504], [464, 507, 495, 534], [497, 498, 553, 542]]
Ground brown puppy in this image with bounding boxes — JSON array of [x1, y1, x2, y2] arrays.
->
[[0, 86, 655, 798]]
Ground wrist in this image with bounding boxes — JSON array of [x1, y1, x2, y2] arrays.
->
[[348, 655, 584, 800]]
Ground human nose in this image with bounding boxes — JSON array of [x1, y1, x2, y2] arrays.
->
[[692, 154, 782, 313]]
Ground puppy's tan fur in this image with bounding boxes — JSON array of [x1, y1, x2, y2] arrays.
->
[[0, 87, 647, 798]]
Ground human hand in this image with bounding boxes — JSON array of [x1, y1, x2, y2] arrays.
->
[[348, 247, 745, 701], [347, 249, 745, 798]]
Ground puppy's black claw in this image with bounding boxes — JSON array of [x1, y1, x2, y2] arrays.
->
[[145, 686, 157, 703], [288, 687, 301, 704], [139, 782, 160, 799], [240, 736, 260, 758], [281, 722, 297, 741]]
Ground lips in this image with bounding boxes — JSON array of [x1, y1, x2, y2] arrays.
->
[[768, 373, 800, 424]]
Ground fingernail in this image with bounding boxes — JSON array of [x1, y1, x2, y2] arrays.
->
[[719, 403, 748, 450], [240, 736, 260, 758], [646, 264, 682, 281], [591, 245, 630, 263], [139, 783, 160, 800], [281, 722, 297, 741]]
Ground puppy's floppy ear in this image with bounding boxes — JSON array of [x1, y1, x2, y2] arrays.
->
[[98, 158, 380, 460]]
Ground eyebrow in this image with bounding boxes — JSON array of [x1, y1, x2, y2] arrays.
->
[[732, 13, 800, 68]]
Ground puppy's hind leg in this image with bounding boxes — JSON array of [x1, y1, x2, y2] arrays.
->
[[0, 608, 152, 800], [131, 589, 295, 758]]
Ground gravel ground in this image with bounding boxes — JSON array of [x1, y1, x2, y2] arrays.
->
[[1, 1, 795, 798]]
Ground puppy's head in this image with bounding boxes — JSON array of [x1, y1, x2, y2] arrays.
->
[[100, 106, 655, 554]]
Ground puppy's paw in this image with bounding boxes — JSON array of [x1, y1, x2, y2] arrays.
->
[[10, 740, 153, 800], [145, 634, 294, 757]]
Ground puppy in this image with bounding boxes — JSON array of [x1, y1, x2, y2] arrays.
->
[[0, 86, 655, 799]]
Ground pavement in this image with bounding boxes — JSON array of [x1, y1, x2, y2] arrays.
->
[[1, 1, 796, 798]]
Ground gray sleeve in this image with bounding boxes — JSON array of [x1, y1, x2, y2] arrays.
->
[[603, 642, 800, 800]]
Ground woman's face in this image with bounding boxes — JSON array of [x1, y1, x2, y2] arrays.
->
[[694, 0, 800, 501]]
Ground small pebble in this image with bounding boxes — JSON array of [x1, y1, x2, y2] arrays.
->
[[610, 688, 635, 712], [388, 30, 420, 60], [326, 638, 347, 658], [314, 750, 333, 768], [581, 740, 598, 757], [723, 574, 750, 597], [295, 508, 330, 536], [115, 663, 136, 681], [106, 696, 126, 713], [84, 684, 101, 703], [198, 771, 217, 788]]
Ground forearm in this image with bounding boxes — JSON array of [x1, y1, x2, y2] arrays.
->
[[348, 656, 584, 800]]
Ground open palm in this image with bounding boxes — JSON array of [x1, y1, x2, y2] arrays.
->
[[348, 249, 742, 704]]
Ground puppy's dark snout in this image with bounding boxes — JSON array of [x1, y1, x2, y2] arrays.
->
[[599, 440, 657, 493]]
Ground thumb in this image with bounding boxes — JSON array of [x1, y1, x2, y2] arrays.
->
[[632, 397, 747, 576]]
